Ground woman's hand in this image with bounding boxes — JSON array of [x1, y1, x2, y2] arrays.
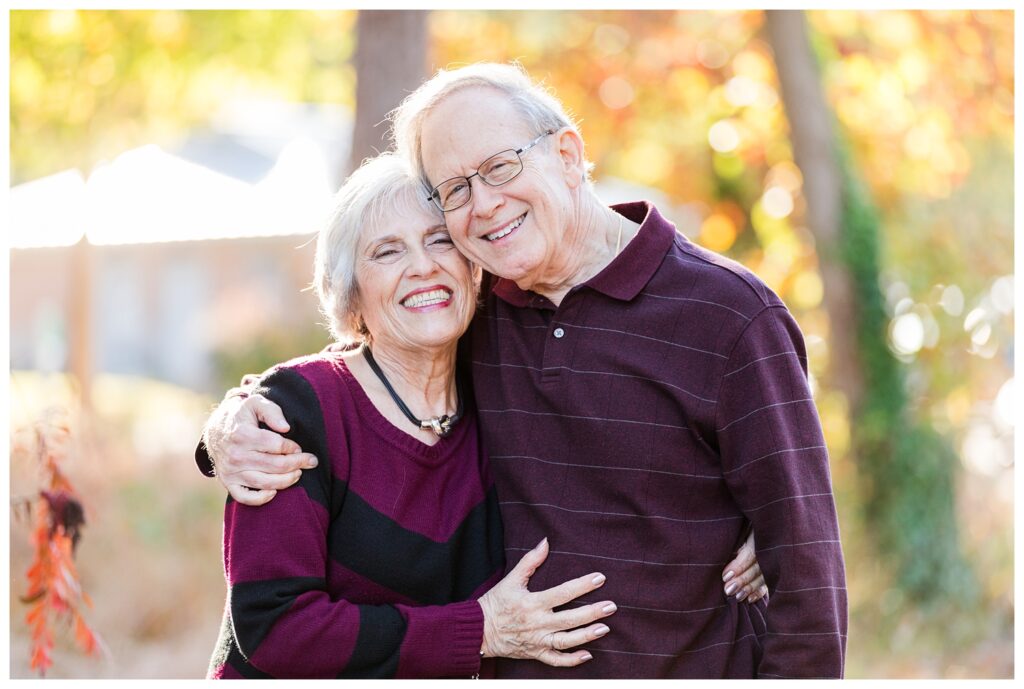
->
[[722, 530, 768, 603], [478, 538, 616, 667]]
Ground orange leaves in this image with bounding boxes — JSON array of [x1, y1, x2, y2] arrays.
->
[[17, 415, 102, 677], [75, 616, 98, 655]]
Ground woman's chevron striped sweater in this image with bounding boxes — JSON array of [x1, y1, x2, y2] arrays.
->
[[207, 353, 505, 679]]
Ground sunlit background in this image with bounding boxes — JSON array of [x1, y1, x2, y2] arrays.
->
[[8, 9, 1014, 679]]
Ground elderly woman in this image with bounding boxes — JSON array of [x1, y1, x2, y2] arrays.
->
[[207, 154, 616, 679]]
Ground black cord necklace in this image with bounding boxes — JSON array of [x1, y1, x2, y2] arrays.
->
[[363, 346, 464, 438]]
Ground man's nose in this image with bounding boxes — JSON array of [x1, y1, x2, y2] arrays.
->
[[469, 177, 504, 219]]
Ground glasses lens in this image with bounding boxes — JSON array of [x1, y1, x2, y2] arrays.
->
[[479, 151, 523, 186], [435, 179, 471, 211]]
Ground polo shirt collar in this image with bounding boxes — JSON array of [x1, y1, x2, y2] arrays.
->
[[491, 200, 677, 307]]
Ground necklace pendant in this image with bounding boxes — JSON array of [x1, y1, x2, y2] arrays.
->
[[425, 415, 452, 438]]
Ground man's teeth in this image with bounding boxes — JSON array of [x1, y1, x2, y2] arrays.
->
[[402, 289, 452, 308], [486, 214, 525, 241]]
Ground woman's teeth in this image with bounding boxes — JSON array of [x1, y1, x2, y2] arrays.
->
[[402, 289, 452, 308]]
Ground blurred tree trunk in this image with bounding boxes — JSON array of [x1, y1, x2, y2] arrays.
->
[[765, 10, 971, 603], [764, 10, 861, 410], [349, 10, 429, 175]]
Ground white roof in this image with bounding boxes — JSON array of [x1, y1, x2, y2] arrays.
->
[[10, 141, 335, 249]]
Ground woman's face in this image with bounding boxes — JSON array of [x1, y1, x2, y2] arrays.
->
[[352, 203, 477, 354]]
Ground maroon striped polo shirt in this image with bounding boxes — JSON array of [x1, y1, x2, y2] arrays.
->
[[469, 201, 847, 679]]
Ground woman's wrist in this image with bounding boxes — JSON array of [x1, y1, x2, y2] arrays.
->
[[477, 594, 497, 659]]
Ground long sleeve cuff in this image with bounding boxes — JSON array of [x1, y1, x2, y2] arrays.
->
[[446, 599, 485, 677]]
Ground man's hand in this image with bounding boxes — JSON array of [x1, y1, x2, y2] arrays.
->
[[722, 530, 768, 603], [203, 393, 319, 506]]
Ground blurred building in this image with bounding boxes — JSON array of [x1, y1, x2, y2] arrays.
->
[[10, 102, 348, 394], [9, 100, 695, 396]]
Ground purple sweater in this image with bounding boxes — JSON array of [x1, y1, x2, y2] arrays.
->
[[470, 201, 847, 678], [207, 354, 504, 678]]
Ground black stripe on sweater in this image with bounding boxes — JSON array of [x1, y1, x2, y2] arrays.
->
[[327, 484, 504, 605], [254, 366, 335, 513], [226, 643, 275, 679], [230, 576, 326, 658], [337, 605, 406, 678]]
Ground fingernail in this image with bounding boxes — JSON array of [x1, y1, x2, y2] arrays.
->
[[594, 625, 610, 637], [602, 603, 617, 614], [591, 573, 606, 586], [308, 457, 318, 467], [736, 589, 748, 601], [534, 537, 548, 550], [725, 582, 738, 595], [723, 570, 735, 583], [581, 653, 593, 662]]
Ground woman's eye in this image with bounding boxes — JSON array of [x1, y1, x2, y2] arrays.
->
[[372, 247, 402, 260]]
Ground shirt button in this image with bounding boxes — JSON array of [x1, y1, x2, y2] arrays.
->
[[553, 327, 565, 339]]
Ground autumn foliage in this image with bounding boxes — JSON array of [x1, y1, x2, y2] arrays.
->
[[16, 414, 101, 676]]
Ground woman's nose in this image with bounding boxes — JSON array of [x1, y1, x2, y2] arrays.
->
[[405, 246, 440, 277]]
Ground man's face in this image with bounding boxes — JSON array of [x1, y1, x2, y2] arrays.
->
[[419, 87, 574, 290]]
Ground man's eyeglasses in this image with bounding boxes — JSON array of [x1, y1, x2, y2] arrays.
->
[[427, 130, 555, 213]]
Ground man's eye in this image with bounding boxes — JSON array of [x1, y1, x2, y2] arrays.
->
[[443, 183, 466, 202]]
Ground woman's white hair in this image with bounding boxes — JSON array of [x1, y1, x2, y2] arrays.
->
[[314, 152, 440, 343], [389, 61, 593, 186]]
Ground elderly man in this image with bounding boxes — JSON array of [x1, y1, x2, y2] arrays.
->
[[198, 63, 846, 678]]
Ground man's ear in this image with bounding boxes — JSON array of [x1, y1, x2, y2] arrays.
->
[[554, 127, 587, 189]]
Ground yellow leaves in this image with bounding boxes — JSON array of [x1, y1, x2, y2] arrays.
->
[[46, 10, 80, 36], [620, 141, 674, 187], [954, 24, 984, 56], [896, 50, 930, 93], [708, 119, 741, 153], [86, 54, 116, 87], [598, 75, 635, 110], [147, 10, 186, 48], [866, 11, 921, 49], [789, 270, 824, 310], [944, 386, 973, 427], [699, 213, 738, 252], [818, 389, 851, 458], [732, 48, 775, 84], [10, 56, 47, 111]]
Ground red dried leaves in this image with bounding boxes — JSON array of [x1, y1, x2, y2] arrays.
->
[[19, 417, 100, 676]]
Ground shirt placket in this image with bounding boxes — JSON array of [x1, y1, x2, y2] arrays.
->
[[540, 289, 582, 383]]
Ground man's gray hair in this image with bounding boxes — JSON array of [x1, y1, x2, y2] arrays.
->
[[314, 152, 441, 343], [390, 62, 593, 186]]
